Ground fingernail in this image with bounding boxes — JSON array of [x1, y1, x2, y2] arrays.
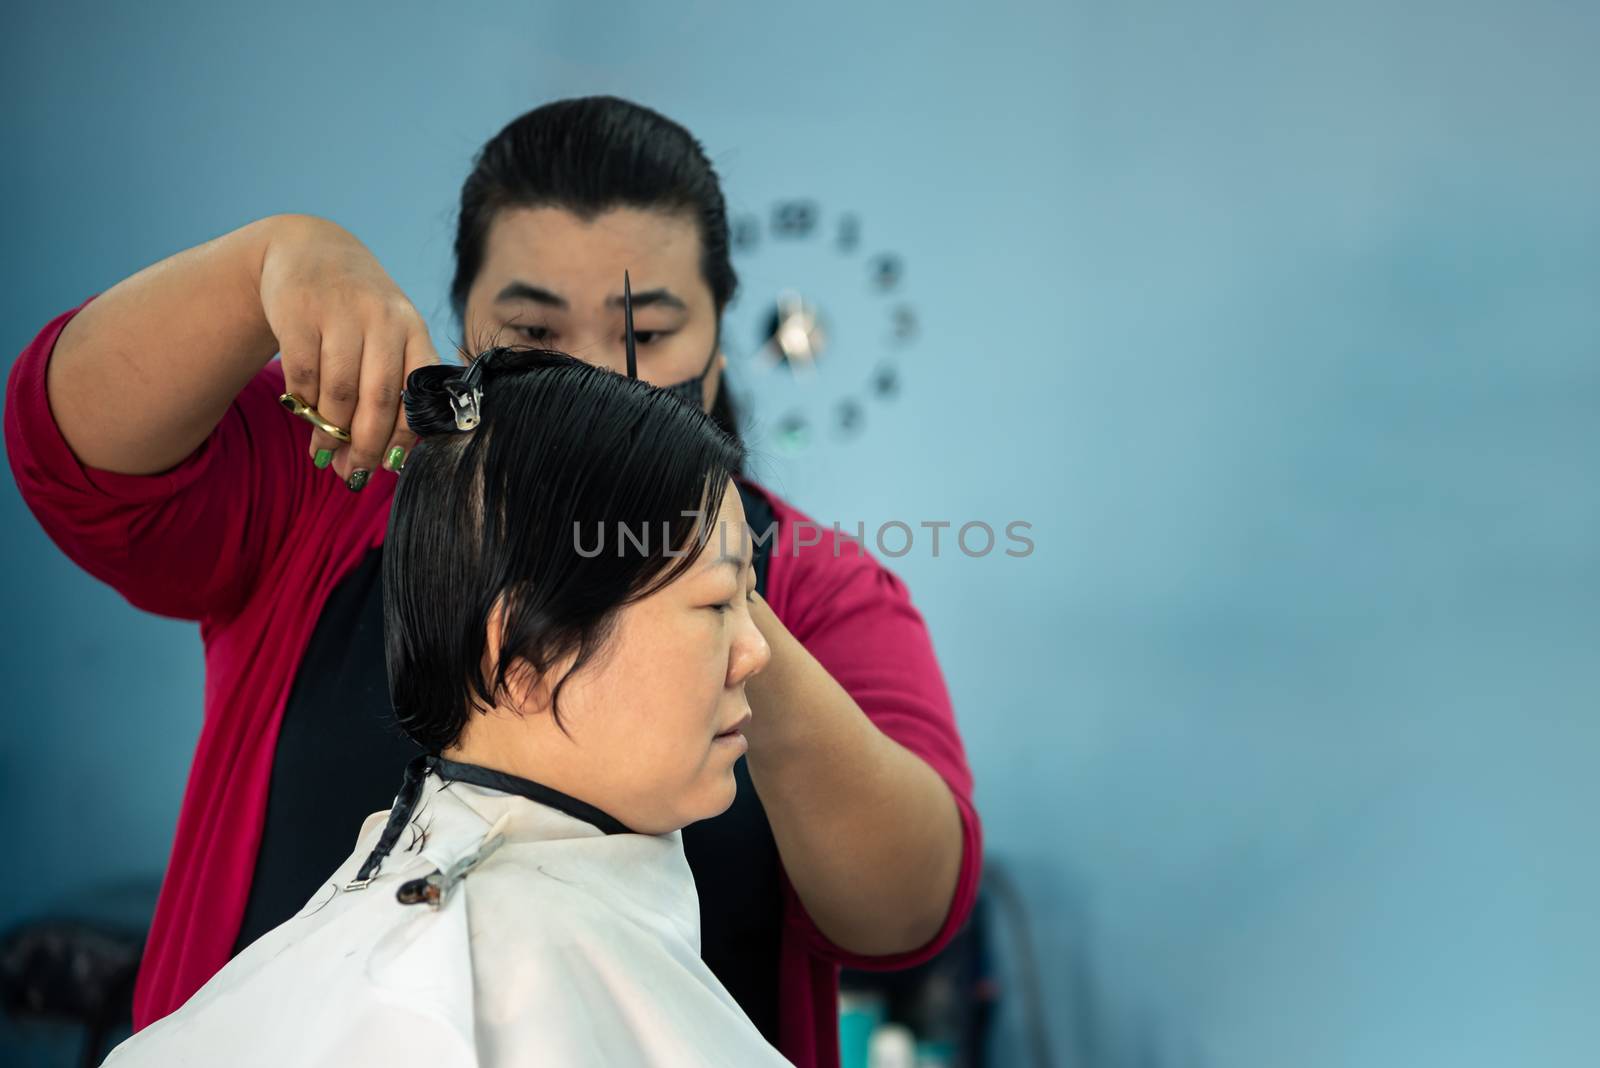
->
[[383, 446, 406, 472], [347, 469, 370, 492], [314, 449, 333, 469]]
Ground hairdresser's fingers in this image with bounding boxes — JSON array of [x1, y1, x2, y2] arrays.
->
[[312, 325, 364, 480], [383, 326, 441, 472], [275, 323, 328, 466], [340, 322, 411, 490]]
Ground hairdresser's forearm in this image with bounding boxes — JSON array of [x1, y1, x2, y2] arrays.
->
[[743, 597, 965, 957], [48, 215, 288, 475]]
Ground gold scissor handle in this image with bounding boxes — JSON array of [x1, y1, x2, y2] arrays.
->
[[278, 392, 353, 443]]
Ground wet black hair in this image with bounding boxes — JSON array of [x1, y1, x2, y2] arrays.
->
[[451, 95, 743, 444], [383, 347, 746, 754]]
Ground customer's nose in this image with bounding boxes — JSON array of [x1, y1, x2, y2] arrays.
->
[[728, 614, 771, 685]]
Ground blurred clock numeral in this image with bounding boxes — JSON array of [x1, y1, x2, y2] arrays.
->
[[870, 253, 904, 291], [836, 213, 861, 253], [733, 214, 761, 254], [775, 412, 810, 455], [890, 304, 918, 344], [772, 200, 819, 239], [835, 398, 865, 438], [872, 362, 900, 399]]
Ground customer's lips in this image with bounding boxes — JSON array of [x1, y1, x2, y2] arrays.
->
[[713, 711, 752, 746]]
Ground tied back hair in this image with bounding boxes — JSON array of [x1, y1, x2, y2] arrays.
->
[[450, 95, 745, 450], [383, 346, 746, 754]]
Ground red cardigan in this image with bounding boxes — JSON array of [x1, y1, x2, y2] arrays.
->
[[5, 299, 983, 1068]]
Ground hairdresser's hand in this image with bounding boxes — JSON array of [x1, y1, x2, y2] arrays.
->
[[259, 215, 441, 487]]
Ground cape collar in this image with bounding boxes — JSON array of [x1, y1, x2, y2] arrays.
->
[[352, 753, 635, 888], [431, 755, 633, 836]]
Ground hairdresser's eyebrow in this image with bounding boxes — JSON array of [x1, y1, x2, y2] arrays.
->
[[606, 288, 687, 312], [495, 281, 568, 309]]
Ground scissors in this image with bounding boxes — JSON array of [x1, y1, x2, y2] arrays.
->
[[278, 391, 354, 443]]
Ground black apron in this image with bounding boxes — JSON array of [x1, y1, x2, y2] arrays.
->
[[232, 481, 784, 1044]]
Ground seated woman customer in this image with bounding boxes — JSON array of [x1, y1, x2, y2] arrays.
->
[[101, 342, 788, 1067]]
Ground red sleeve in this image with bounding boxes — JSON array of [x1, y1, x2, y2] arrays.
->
[[4, 298, 317, 622], [771, 519, 984, 971]]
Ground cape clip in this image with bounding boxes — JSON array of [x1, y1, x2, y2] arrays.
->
[[395, 816, 510, 911]]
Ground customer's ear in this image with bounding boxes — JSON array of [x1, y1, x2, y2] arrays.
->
[[481, 593, 555, 717], [501, 656, 551, 716]]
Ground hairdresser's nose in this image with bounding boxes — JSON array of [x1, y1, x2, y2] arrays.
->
[[728, 611, 771, 687]]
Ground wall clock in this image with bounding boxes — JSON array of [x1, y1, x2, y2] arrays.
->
[[722, 198, 920, 455]]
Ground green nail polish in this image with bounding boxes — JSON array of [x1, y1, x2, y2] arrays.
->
[[384, 446, 406, 472], [347, 469, 370, 492], [314, 449, 333, 469]]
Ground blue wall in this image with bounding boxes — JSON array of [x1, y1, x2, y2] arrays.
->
[[4, 2, 1597, 1064]]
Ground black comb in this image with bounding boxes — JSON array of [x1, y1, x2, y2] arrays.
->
[[623, 270, 638, 380]]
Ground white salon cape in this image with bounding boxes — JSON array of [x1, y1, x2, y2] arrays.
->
[[102, 772, 792, 1067]]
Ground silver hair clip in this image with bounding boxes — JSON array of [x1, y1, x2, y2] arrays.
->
[[443, 379, 483, 431]]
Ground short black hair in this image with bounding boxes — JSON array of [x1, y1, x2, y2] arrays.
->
[[383, 347, 746, 754]]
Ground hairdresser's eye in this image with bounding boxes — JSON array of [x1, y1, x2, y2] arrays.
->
[[515, 324, 553, 343], [625, 330, 674, 346]]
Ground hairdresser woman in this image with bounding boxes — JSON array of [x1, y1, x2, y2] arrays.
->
[[3, 96, 980, 1068]]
